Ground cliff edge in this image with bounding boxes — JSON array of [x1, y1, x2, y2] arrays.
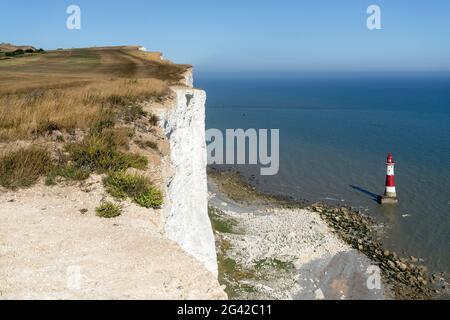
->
[[0, 46, 224, 299], [161, 84, 218, 276]]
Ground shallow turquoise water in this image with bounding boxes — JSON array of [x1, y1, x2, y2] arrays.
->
[[200, 74, 450, 273]]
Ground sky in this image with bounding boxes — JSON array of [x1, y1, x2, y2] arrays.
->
[[1, 0, 449, 73]]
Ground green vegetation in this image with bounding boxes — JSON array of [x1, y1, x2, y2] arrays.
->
[[103, 172, 163, 209], [220, 257, 258, 282], [103, 172, 148, 200], [34, 120, 61, 135], [149, 113, 160, 126], [41, 116, 163, 208], [121, 104, 148, 123], [217, 251, 296, 299], [135, 139, 159, 151], [65, 134, 147, 173], [89, 111, 115, 135], [3, 48, 45, 58], [216, 241, 259, 299], [102, 127, 134, 150], [44, 126, 147, 187], [254, 258, 296, 273], [210, 205, 297, 299], [96, 201, 122, 218], [103, 92, 149, 124], [0, 47, 172, 212], [67, 49, 100, 66], [208, 207, 239, 234], [5, 49, 24, 57], [46, 164, 91, 185], [209, 206, 252, 297], [134, 188, 164, 208], [0, 147, 51, 189]]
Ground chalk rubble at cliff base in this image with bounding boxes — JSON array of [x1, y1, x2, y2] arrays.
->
[[208, 178, 386, 300], [208, 174, 450, 300]]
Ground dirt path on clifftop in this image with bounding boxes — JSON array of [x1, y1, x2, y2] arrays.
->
[[97, 48, 145, 77], [0, 176, 226, 300], [96, 48, 188, 80]]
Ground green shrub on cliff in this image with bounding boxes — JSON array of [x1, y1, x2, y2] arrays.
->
[[149, 113, 160, 126], [0, 147, 51, 189], [96, 201, 122, 218], [134, 187, 163, 208], [103, 172, 163, 209], [45, 164, 91, 185], [65, 134, 147, 173], [208, 207, 239, 234]]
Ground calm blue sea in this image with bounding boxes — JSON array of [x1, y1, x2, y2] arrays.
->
[[200, 73, 450, 274]]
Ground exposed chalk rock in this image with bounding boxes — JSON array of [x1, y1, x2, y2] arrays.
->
[[161, 86, 218, 276], [314, 288, 325, 300], [183, 68, 194, 88]]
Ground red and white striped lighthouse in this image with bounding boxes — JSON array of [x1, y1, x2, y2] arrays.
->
[[380, 153, 399, 204]]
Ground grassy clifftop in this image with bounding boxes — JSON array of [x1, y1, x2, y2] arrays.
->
[[0, 46, 189, 140], [0, 46, 228, 300], [0, 46, 185, 205]]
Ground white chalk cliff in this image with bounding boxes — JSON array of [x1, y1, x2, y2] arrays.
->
[[161, 73, 218, 276]]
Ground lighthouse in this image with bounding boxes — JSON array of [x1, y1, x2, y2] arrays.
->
[[379, 153, 399, 205]]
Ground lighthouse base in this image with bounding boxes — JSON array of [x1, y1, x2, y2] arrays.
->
[[379, 196, 399, 205]]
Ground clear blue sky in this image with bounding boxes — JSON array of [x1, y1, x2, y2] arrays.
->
[[1, 0, 449, 72]]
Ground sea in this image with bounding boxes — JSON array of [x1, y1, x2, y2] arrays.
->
[[199, 72, 450, 274]]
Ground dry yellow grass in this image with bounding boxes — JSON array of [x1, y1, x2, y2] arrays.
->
[[0, 78, 168, 140], [0, 46, 188, 141], [0, 147, 51, 188], [0, 46, 185, 192]]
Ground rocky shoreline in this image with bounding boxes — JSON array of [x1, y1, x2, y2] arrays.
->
[[309, 203, 449, 299], [208, 169, 449, 300]]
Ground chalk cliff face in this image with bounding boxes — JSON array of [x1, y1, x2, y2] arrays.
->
[[161, 76, 218, 276], [183, 68, 194, 88]]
